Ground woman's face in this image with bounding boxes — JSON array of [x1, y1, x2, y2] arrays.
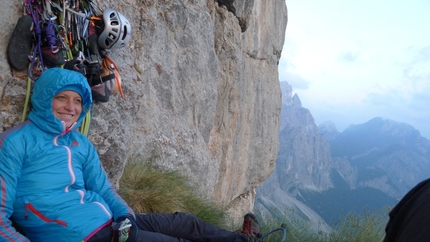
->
[[52, 90, 82, 128]]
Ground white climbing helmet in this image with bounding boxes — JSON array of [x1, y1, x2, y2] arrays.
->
[[98, 8, 132, 49]]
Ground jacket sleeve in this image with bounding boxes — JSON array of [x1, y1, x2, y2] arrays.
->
[[0, 133, 30, 241], [81, 139, 135, 221]]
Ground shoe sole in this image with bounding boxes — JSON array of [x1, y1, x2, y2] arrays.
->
[[7, 15, 33, 71]]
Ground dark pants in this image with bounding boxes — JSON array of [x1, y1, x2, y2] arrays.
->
[[135, 212, 247, 242], [89, 212, 248, 242]]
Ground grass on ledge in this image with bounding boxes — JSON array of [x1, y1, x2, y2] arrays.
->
[[118, 158, 389, 241], [118, 158, 226, 227]]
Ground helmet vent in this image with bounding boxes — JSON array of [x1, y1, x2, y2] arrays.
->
[[104, 39, 112, 47], [122, 26, 129, 41]]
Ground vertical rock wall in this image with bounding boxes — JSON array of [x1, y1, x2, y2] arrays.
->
[[0, 0, 287, 220]]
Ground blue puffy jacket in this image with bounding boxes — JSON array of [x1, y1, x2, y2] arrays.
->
[[0, 68, 134, 241]]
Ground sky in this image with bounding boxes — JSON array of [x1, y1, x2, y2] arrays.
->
[[279, 0, 430, 139]]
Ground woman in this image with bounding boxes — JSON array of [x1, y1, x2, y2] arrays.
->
[[0, 68, 260, 241]]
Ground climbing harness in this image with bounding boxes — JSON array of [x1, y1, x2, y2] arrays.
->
[[12, 0, 132, 136]]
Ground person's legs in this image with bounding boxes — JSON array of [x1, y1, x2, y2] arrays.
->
[[87, 226, 113, 242], [134, 212, 247, 242], [136, 230, 191, 242]]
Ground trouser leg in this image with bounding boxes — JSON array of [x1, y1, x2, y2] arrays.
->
[[136, 230, 190, 242], [134, 212, 247, 242]]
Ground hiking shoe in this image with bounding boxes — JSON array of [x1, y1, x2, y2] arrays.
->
[[240, 213, 262, 240], [7, 15, 33, 71]]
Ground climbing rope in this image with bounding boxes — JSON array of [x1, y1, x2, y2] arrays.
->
[[26, 1, 45, 80], [257, 227, 287, 242]]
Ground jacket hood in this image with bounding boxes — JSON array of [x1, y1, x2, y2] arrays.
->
[[28, 68, 92, 134]]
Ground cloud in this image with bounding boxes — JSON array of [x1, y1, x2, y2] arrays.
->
[[362, 80, 430, 139], [280, 0, 430, 139], [280, 71, 309, 90], [401, 46, 430, 78], [338, 51, 359, 62]]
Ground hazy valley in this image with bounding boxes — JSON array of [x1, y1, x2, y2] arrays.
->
[[255, 81, 430, 229]]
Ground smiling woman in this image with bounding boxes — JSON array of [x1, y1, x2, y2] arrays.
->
[[0, 67, 261, 242], [52, 91, 83, 128]]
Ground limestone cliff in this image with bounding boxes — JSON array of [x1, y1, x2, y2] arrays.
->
[[255, 81, 333, 231], [276, 82, 333, 194], [0, 0, 287, 221]]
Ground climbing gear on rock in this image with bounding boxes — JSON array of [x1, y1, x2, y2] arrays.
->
[[7, 14, 33, 71], [97, 8, 132, 50], [9, 0, 132, 135], [103, 54, 124, 99], [63, 51, 122, 103]]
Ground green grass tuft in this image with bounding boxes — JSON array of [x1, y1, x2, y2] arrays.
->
[[118, 158, 226, 227], [255, 208, 388, 242], [328, 210, 387, 242]]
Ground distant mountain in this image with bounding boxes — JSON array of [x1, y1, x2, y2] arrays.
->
[[255, 81, 335, 229], [330, 117, 424, 159], [327, 117, 430, 199], [296, 169, 395, 224], [255, 81, 430, 229], [275, 82, 333, 194], [318, 121, 339, 142]]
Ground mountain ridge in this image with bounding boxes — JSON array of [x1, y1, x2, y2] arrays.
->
[[255, 81, 430, 229]]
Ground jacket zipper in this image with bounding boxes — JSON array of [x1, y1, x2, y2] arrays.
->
[[25, 203, 68, 227]]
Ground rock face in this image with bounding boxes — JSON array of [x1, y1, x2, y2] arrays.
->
[[255, 81, 333, 231], [318, 120, 339, 142], [276, 82, 333, 194], [0, 0, 287, 221]]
